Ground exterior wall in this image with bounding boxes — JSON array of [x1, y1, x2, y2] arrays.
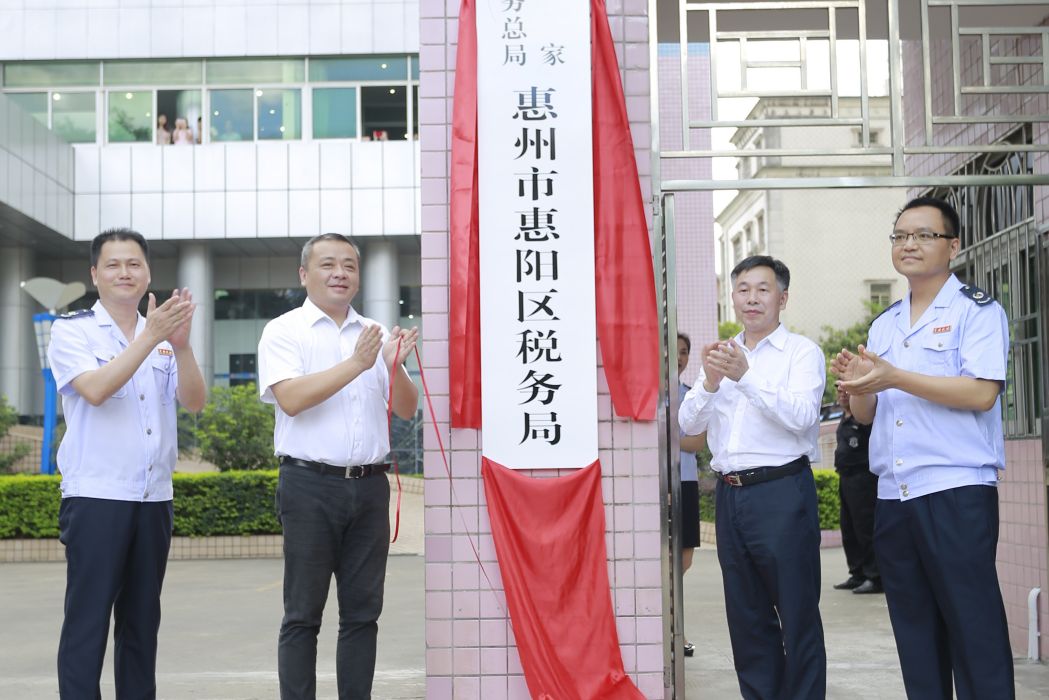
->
[[717, 184, 905, 342], [419, 0, 665, 697], [0, 1, 419, 60], [71, 140, 419, 241], [773, 186, 906, 341], [0, 92, 74, 236], [900, 24, 1049, 659]]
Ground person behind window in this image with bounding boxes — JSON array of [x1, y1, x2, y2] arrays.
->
[[156, 114, 171, 145], [172, 118, 194, 145]]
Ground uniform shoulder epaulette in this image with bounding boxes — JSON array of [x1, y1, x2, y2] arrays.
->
[[870, 299, 901, 324], [55, 309, 94, 321], [959, 284, 994, 306]]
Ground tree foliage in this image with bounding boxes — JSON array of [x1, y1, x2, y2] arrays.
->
[[192, 383, 277, 471], [718, 320, 742, 340], [0, 395, 30, 474], [817, 301, 885, 404]]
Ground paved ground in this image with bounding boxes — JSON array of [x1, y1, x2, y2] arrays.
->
[[2, 490, 1047, 698]]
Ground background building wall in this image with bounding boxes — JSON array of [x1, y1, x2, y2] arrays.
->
[[0, 1, 419, 61], [418, 0, 666, 697]]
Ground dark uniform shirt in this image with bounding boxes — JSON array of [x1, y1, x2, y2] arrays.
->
[[834, 415, 871, 475]]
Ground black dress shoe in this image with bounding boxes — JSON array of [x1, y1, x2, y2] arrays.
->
[[683, 642, 695, 657], [852, 579, 884, 594], [833, 576, 865, 590]]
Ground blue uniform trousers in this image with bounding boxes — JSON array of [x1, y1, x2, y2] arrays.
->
[[874, 484, 1014, 700], [57, 497, 174, 700], [276, 464, 391, 700], [715, 467, 826, 700]]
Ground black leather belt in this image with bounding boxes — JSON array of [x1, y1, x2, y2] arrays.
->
[[279, 456, 390, 480], [719, 456, 809, 487]]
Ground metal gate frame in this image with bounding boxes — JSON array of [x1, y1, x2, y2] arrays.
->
[[647, 1, 1049, 696]]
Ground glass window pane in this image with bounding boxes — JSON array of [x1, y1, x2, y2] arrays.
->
[[309, 56, 408, 82], [412, 85, 418, 140], [209, 89, 253, 141], [257, 88, 301, 140], [51, 91, 96, 143], [4, 61, 99, 88], [206, 59, 304, 85], [313, 88, 357, 139], [108, 90, 152, 143], [361, 85, 407, 141], [7, 92, 48, 126], [104, 60, 203, 86], [410, 55, 419, 80], [157, 89, 203, 144]]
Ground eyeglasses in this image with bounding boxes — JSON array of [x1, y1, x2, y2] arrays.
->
[[889, 230, 955, 246]]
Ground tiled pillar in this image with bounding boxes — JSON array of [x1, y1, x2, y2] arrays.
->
[[419, 1, 666, 697]]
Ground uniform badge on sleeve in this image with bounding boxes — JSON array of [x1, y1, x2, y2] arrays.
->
[[157, 348, 174, 356]]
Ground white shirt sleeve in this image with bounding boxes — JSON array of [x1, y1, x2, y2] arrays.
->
[[678, 369, 717, 435], [257, 318, 304, 405], [734, 341, 825, 433], [47, 320, 100, 397]]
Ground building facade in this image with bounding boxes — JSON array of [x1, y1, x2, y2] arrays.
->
[[715, 96, 907, 341], [0, 1, 423, 418]]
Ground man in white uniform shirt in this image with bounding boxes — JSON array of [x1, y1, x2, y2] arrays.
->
[[258, 233, 418, 700], [679, 255, 826, 700], [48, 228, 206, 699]]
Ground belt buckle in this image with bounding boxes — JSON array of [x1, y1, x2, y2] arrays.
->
[[725, 473, 742, 487], [345, 465, 364, 479]]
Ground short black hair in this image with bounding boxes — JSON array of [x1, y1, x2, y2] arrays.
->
[[677, 332, 691, 354], [730, 255, 790, 291], [896, 196, 960, 238], [91, 228, 149, 267], [300, 233, 361, 268]]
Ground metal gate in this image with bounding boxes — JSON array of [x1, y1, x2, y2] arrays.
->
[[647, 1, 1049, 696]]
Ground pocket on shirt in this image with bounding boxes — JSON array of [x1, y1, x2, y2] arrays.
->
[[93, 347, 127, 399], [920, 334, 960, 375], [152, 356, 175, 404]]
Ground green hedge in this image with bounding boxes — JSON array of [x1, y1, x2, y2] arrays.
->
[[0, 471, 281, 539], [699, 469, 841, 530]]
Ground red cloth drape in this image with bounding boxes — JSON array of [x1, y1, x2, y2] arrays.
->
[[448, 0, 659, 427], [482, 458, 645, 700], [590, 0, 659, 421], [449, 0, 482, 428]]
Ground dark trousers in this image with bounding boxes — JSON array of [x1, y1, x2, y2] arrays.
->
[[874, 485, 1014, 700], [276, 464, 391, 700], [57, 497, 174, 700], [715, 467, 826, 700], [838, 468, 879, 580]]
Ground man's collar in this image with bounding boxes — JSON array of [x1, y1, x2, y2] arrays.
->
[[932, 273, 962, 308], [302, 297, 360, 328], [738, 323, 787, 351]]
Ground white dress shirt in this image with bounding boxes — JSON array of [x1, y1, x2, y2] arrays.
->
[[257, 299, 391, 467], [48, 301, 179, 501], [678, 324, 825, 473]]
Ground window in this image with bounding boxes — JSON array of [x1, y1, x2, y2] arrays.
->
[[156, 89, 202, 144], [309, 56, 408, 82], [51, 91, 96, 142], [7, 92, 48, 126], [361, 85, 408, 141], [4, 61, 98, 87], [105, 60, 202, 86], [256, 89, 301, 140], [108, 90, 152, 142], [868, 282, 892, 308], [207, 58, 304, 85], [313, 88, 358, 139], [209, 89, 253, 141]]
